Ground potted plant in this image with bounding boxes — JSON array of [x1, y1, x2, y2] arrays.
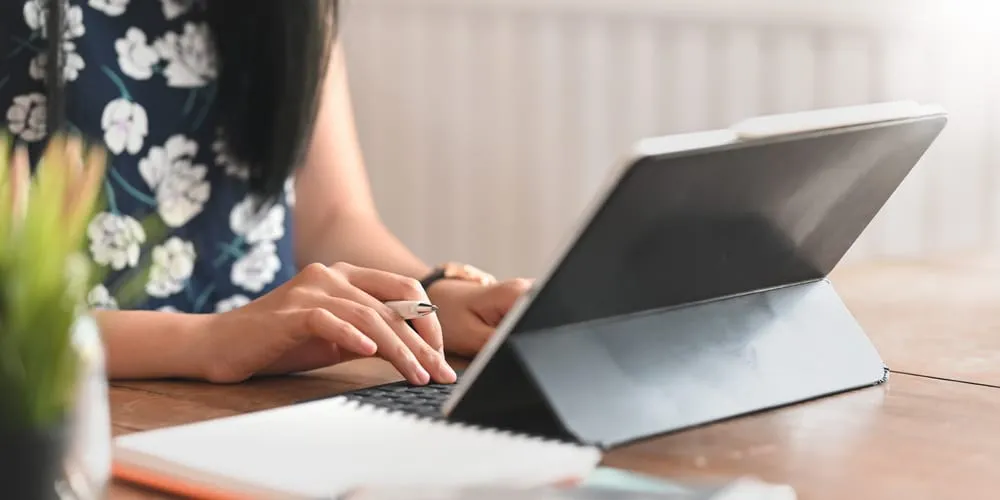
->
[[0, 134, 116, 499]]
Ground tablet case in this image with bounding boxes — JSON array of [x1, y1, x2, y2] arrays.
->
[[446, 111, 948, 448]]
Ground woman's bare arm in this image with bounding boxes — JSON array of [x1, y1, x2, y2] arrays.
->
[[292, 41, 431, 279], [96, 310, 210, 380]]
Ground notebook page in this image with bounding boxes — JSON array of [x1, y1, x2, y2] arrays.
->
[[114, 396, 603, 498]]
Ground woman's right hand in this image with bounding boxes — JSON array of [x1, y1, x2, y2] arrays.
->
[[196, 262, 458, 386]]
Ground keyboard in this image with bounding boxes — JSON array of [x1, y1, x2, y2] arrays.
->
[[339, 379, 457, 418]]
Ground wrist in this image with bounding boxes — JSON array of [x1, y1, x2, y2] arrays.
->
[[422, 263, 494, 315], [96, 309, 213, 381], [425, 278, 469, 307], [177, 313, 218, 381], [419, 262, 496, 294]]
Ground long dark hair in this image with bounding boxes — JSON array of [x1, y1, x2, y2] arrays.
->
[[46, 1, 338, 204]]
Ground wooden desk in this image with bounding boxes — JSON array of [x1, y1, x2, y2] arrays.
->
[[832, 254, 1000, 387], [109, 257, 1000, 499]]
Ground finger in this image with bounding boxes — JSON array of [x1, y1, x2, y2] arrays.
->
[[410, 315, 444, 356], [479, 279, 533, 326], [364, 298, 455, 384], [333, 262, 446, 354], [322, 295, 436, 385], [334, 262, 426, 301], [284, 282, 429, 383], [290, 306, 378, 357], [313, 263, 453, 383], [337, 286, 454, 384]]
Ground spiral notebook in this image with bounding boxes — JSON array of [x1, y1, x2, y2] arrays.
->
[[112, 396, 603, 499]]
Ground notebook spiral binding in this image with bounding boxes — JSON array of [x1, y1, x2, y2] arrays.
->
[[329, 396, 587, 449]]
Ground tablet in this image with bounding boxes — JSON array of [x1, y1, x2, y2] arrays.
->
[[438, 101, 946, 445], [328, 102, 946, 447]]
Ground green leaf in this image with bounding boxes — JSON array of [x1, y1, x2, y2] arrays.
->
[[0, 133, 155, 429]]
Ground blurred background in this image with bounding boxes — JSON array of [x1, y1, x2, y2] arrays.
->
[[339, 0, 1000, 279]]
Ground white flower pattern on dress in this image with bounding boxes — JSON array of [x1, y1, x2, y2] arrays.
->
[[29, 42, 86, 83], [62, 2, 86, 38], [87, 212, 147, 270], [115, 27, 160, 80], [284, 176, 296, 208], [139, 134, 211, 227], [87, 284, 119, 310], [6, 93, 47, 142], [101, 98, 148, 154], [22, 0, 47, 31], [229, 197, 285, 244], [89, 0, 129, 16], [160, 0, 195, 20], [24, 1, 86, 82], [146, 237, 196, 298], [24, 0, 85, 39], [27, 56, 44, 81], [5, 0, 297, 313], [215, 295, 250, 313], [153, 22, 216, 88], [231, 241, 280, 293]]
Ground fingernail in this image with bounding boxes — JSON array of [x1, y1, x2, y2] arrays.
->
[[413, 364, 431, 385], [360, 338, 378, 355], [441, 361, 458, 383]]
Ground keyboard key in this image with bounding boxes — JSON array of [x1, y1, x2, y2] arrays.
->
[[340, 380, 457, 418]]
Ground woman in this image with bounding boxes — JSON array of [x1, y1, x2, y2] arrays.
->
[[0, 1, 530, 386]]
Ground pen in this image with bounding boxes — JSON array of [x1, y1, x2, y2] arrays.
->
[[384, 300, 438, 320]]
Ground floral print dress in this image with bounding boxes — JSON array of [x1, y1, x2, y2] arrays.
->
[[0, 0, 299, 313]]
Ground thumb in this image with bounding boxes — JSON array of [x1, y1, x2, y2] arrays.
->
[[476, 279, 532, 326]]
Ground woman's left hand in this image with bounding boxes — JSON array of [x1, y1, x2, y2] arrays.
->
[[426, 278, 533, 357]]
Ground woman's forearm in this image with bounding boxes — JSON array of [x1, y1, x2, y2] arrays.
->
[[94, 309, 210, 380]]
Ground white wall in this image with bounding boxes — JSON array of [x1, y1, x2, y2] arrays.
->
[[339, 0, 1000, 278]]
